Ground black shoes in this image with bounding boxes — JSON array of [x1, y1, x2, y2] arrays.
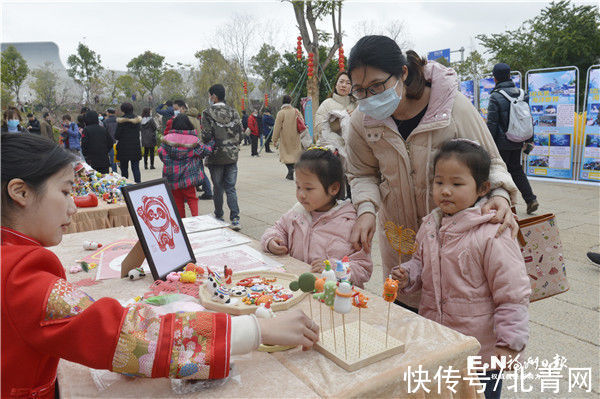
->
[[526, 200, 539, 215], [198, 193, 213, 200], [587, 252, 600, 265]]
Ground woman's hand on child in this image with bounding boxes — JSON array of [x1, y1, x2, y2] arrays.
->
[[268, 238, 288, 255], [258, 310, 319, 351], [493, 346, 520, 370], [310, 259, 325, 273], [482, 196, 519, 239], [391, 266, 409, 288], [350, 213, 376, 253]]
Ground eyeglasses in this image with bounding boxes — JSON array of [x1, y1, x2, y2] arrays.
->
[[351, 74, 394, 100]]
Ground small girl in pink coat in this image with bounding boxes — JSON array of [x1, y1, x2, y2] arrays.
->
[[261, 147, 373, 288], [393, 139, 530, 399]]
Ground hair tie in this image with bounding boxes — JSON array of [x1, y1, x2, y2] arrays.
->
[[451, 138, 481, 147], [307, 145, 330, 152]]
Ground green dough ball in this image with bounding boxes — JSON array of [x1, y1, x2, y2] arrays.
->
[[289, 280, 300, 291], [298, 272, 316, 292]]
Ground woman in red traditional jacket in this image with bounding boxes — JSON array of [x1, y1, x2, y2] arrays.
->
[[1, 133, 319, 398]]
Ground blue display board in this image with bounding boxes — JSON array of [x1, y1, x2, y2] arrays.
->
[[301, 97, 314, 139], [526, 69, 577, 179], [579, 67, 600, 181], [478, 74, 521, 121], [428, 49, 450, 62], [460, 80, 475, 106]]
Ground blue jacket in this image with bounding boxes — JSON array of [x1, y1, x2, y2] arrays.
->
[[155, 104, 174, 119], [61, 122, 81, 150], [262, 114, 275, 136]]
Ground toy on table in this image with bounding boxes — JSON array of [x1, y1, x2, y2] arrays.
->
[[83, 240, 102, 250], [322, 280, 337, 350], [69, 265, 83, 274], [321, 260, 336, 283], [180, 271, 197, 283], [71, 261, 95, 273], [334, 258, 351, 282], [351, 291, 369, 357], [128, 267, 146, 280], [223, 265, 233, 284], [255, 302, 274, 319], [383, 275, 399, 347], [333, 280, 353, 359], [289, 272, 316, 319], [73, 193, 98, 208]]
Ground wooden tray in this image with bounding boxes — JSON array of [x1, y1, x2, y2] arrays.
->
[[198, 270, 307, 315], [315, 321, 405, 372]]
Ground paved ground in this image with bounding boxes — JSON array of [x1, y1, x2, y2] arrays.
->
[[141, 146, 599, 397]]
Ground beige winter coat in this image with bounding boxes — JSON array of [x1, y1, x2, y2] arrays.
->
[[346, 61, 518, 308], [273, 104, 303, 164], [314, 93, 357, 140]]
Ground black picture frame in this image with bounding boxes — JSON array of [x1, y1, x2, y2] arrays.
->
[[121, 178, 195, 280]]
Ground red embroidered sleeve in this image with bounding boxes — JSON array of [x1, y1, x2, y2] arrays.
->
[[112, 304, 231, 378]]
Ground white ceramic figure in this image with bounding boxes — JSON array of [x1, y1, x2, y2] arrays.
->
[[255, 302, 274, 319], [213, 286, 231, 304], [321, 262, 337, 283], [83, 240, 102, 250], [206, 275, 221, 295], [333, 281, 353, 314], [127, 267, 146, 280], [230, 285, 247, 296]]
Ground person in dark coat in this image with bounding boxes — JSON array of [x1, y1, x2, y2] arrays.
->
[[487, 63, 539, 214], [115, 102, 142, 182], [26, 113, 41, 134], [140, 107, 158, 169], [262, 108, 275, 153], [103, 109, 119, 172], [81, 110, 114, 174], [241, 110, 250, 145]]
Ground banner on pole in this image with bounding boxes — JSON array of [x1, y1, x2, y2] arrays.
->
[[478, 74, 521, 121], [526, 69, 577, 179], [301, 97, 314, 140], [460, 80, 475, 106], [579, 66, 600, 181]]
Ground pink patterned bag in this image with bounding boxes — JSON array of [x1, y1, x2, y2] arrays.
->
[[517, 213, 569, 302]]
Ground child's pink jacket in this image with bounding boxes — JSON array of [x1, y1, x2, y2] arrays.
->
[[261, 201, 373, 288], [401, 203, 531, 364]]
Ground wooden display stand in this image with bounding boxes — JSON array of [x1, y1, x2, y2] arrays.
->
[[120, 240, 144, 278], [198, 270, 307, 315], [315, 321, 405, 372]]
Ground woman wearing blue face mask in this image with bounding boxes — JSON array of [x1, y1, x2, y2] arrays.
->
[[345, 35, 519, 311], [1, 108, 23, 133]]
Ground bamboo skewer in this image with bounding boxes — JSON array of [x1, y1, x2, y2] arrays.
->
[[342, 314, 347, 360]]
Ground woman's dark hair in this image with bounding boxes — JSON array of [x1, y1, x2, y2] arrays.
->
[[141, 107, 151, 118], [295, 148, 345, 201], [83, 110, 99, 126], [171, 114, 194, 130], [1, 133, 75, 221], [62, 114, 71, 121], [77, 114, 85, 128], [433, 139, 491, 190], [120, 102, 134, 115], [347, 35, 428, 100], [282, 95, 292, 104]]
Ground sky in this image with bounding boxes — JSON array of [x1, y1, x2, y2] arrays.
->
[[0, 0, 595, 71]]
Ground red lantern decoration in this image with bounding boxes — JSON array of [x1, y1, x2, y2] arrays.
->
[[243, 81, 248, 95], [296, 36, 303, 61], [307, 52, 314, 78], [241, 98, 245, 111], [264, 93, 269, 107], [338, 45, 345, 72]]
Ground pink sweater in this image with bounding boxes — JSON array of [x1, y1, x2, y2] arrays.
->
[[401, 203, 531, 364], [261, 201, 373, 288]]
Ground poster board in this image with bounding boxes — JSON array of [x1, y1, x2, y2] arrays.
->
[[526, 68, 578, 179], [478, 73, 521, 121], [121, 179, 195, 280], [460, 79, 475, 106], [579, 66, 600, 181]]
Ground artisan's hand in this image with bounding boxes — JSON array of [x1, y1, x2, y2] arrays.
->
[[310, 259, 325, 273], [391, 266, 409, 289], [267, 238, 288, 255], [493, 346, 520, 370], [350, 212, 376, 253], [258, 310, 319, 351], [482, 196, 518, 239]]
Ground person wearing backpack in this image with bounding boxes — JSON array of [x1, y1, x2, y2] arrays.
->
[[487, 63, 539, 214]]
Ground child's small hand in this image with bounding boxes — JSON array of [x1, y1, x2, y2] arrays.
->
[[391, 266, 409, 288], [493, 346, 520, 370], [310, 259, 325, 273], [267, 238, 288, 255]]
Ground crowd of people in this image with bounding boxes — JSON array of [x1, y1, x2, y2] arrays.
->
[[2, 34, 561, 399]]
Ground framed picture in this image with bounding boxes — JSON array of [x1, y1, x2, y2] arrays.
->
[[121, 178, 195, 280]]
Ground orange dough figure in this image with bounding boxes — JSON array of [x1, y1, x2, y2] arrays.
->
[[314, 278, 325, 293], [383, 276, 399, 302]]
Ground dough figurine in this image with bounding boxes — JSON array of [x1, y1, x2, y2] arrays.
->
[[180, 271, 197, 283], [383, 276, 399, 303], [83, 240, 102, 250], [213, 286, 231, 304], [333, 281, 353, 314], [127, 267, 146, 280], [321, 260, 336, 283], [255, 302, 274, 319], [223, 265, 233, 284]]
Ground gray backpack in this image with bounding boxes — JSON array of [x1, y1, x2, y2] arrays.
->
[[499, 89, 534, 142]]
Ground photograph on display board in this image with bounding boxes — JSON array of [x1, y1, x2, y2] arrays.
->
[[526, 69, 577, 179], [460, 80, 475, 105], [550, 134, 571, 147], [582, 158, 600, 171], [585, 134, 600, 147], [121, 179, 196, 280]]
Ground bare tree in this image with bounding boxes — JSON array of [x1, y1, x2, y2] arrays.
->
[[214, 12, 259, 81], [290, 0, 343, 123], [353, 19, 412, 49]]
